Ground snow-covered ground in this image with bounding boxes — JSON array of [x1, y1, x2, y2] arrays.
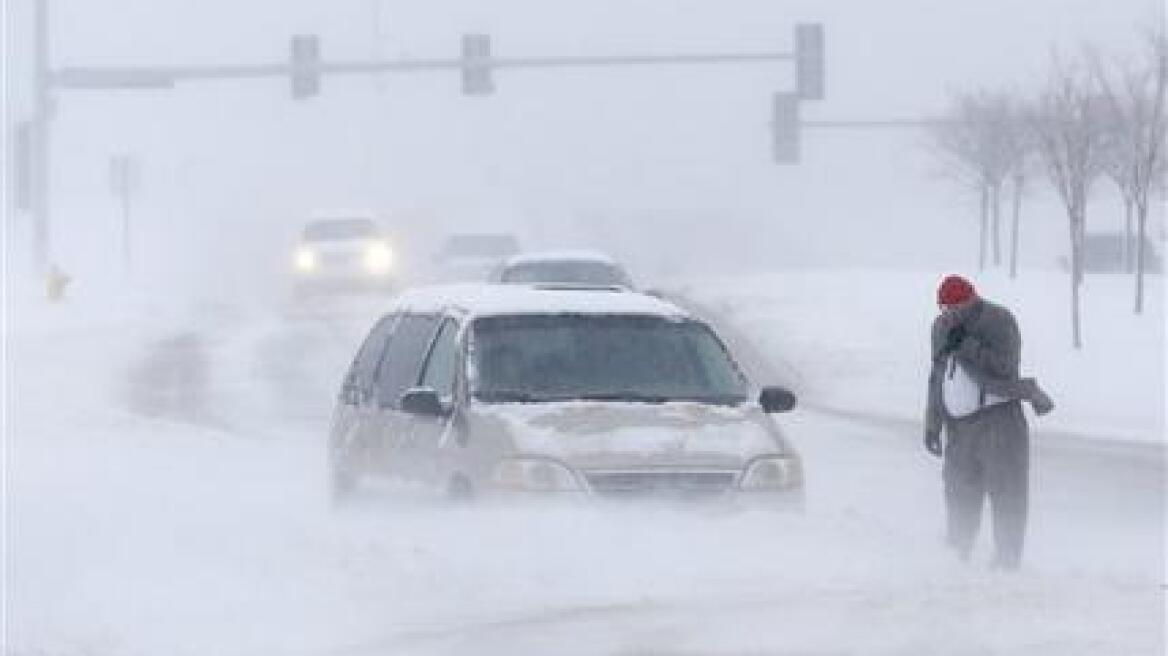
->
[[4, 271, 1165, 655]]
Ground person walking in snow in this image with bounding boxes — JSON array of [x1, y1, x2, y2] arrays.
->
[[924, 275, 1053, 570]]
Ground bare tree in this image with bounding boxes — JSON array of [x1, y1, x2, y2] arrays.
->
[[1030, 56, 1110, 348], [1093, 35, 1168, 313], [931, 91, 1030, 271], [1007, 158, 1030, 279], [1097, 117, 1140, 273], [999, 100, 1035, 279]]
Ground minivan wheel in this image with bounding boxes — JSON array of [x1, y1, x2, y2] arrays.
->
[[447, 475, 474, 502]]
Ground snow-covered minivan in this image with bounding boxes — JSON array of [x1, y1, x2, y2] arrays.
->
[[328, 284, 803, 505]]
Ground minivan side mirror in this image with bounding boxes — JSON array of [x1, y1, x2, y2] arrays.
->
[[759, 386, 797, 414], [400, 387, 449, 417]]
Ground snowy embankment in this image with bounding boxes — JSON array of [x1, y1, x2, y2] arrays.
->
[[674, 268, 1165, 445], [5, 279, 1164, 655]]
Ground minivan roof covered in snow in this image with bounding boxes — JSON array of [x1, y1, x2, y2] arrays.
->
[[387, 284, 686, 320]]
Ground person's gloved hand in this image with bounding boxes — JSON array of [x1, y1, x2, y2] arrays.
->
[[1022, 378, 1055, 416], [924, 428, 943, 457], [941, 325, 967, 355]]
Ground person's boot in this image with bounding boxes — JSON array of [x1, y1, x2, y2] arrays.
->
[[947, 536, 973, 564]]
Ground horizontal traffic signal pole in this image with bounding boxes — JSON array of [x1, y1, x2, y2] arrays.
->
[[803, 118, 952, 129], [51, 51, 795, 90]]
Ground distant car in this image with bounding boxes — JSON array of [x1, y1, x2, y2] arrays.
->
[[433, 233, 520, 282], [328, 284, 803, 506], [493, 250, 635, 289], [1057, 233, 1163, 274], [292, 215, 396, 295]]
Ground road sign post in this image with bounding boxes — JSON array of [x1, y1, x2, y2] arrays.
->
[[109, 155, 139, 275]]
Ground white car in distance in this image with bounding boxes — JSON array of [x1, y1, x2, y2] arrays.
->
[[493, 250, 635, 289], [292, 215, 396, 295], [433, 233, 521, 283]]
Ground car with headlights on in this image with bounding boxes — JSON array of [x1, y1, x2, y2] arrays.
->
[[327, 284, 803, 506], [492, 250, 635, 289], [292, 215, 396, 295]]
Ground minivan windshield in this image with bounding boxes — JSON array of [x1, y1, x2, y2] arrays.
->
[[471, 314, 749, 404]]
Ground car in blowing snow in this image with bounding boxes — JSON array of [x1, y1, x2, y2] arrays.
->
[[291, 215, 396, 295], [432, 233, 521, 282], [492, 250, 635, 289], [328, 284, 803, 505]]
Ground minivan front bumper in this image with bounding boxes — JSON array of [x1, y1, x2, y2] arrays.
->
[[483, 456, 803, 509]]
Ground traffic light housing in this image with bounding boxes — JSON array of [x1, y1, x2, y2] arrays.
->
[[290, 34, 321, 99], [772, 92, 801, 164], [461, 34, 495, 96], [795, 23, 824, 101]]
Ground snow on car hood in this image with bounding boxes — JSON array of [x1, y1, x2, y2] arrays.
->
[[475, 401, 789, 469]]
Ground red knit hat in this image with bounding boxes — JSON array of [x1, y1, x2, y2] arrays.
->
[[937, 275, 976, 307]]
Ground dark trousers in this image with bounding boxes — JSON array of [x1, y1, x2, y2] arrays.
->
[[942, 401, 1030, 568]]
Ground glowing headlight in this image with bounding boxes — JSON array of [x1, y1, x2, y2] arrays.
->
[[363, 242, 394, 274], [294, 246, 317, 272], [739, 456, 802, 490], [491, 458, 581, 492]]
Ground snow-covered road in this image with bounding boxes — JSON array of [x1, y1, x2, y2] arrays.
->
[[6, 287, 1165, 655]]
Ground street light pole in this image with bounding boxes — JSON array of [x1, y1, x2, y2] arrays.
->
[[30, 0, 52, 274]]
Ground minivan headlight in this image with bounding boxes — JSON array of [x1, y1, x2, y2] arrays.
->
[[491, 458, 581, 492], [739, 456, 803, 490]]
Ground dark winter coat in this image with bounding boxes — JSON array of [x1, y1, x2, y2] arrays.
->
[[925, 298, 1034, 436]]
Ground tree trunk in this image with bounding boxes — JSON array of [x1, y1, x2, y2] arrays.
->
[[1069, 200, 1085, 350], [979, 184, 989, 271], [1123, 196, 1134, 273], [1071, 264, 1083, 349], [1010, 175, 1023, 279], [991, 183, 1003, 267], [1073, 191, 1087, 289], [1135, 201, 1148, 314]]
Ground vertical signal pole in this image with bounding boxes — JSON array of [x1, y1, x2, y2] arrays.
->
[[30, 0, 52, 273]]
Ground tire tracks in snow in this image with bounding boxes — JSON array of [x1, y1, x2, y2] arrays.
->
[[124, 332, 218, 428]]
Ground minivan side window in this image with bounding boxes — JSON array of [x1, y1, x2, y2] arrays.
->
[[419, 319, 461, 400], [347, 314, 398, 390], [375, 314, 440, 409]]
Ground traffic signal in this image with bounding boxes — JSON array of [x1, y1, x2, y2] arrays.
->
[[290, 34, 321, 99], [772, 92, 801, 164], [795, 23, 824, 101], [461, 34, 494, 96]]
